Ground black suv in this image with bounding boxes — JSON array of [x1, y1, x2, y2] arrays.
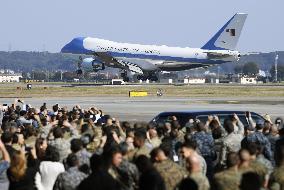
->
[[150, 110, 265, 128]]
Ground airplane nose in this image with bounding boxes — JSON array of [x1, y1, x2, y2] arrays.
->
[[61, 37, 87, 54], [61, 43, 71, 53]]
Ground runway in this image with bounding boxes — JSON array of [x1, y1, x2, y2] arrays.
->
[[1, 96, 284, 122]]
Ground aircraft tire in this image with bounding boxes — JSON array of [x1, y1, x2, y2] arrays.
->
[[123, 77, 130, 82], [76, 69, 83, 75]]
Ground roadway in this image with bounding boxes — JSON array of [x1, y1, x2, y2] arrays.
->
[[1, 96, 283, 122]]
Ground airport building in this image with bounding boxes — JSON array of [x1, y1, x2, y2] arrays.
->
[[239, 76, 257, 84], [0, 73, 22, 82], [229, 74, 258, 84]]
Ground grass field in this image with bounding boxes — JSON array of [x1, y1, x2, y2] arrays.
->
[[0, 83, 284, 98]]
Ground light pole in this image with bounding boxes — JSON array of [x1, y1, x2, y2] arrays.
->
[[275, 53, 279, 82]]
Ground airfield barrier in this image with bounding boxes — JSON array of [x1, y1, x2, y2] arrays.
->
[[129, 91, 148, 97]]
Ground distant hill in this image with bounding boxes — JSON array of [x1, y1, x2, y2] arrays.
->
[[0, 51, 78, 72], [0, 51, 283, 74], [220, 51, 284, 73]]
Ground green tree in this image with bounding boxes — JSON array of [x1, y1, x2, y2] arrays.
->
[[243, 62, 259, 76], [32, 71, 46, 80], [63, 72, 77, 81], [270, 65, 284, 81], [234, 64, 244, 74], [52, 71, 63, 81]]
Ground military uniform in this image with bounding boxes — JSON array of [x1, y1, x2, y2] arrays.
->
[[149, 137, 162, 148], [93, 127, 103, 148], [246, 131, 273, 161], [239, 160, 268, 185], [192, 131, 215, 179], [214, 169, 241, 190], [118, 159, 139, 190], [132, 144, 151, 160], [213, 138, 223, 166], [190, 172, 210, 190], [191, 131, 215, 158], [256, 154, 274, 175], [53, 166, 87, 190], [154, 159, 187, 190], [176, 130, 185, 143], [219, 133, 243, 166], [269, 165, 284, 190], [219, 121, 244, 166]]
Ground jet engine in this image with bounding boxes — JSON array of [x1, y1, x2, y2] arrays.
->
[[76, 57, 105, 74]]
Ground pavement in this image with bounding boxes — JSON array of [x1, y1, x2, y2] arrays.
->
[[1, 96, 284, 122]]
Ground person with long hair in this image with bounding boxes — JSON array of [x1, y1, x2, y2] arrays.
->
[[7, 149, 39, 190]]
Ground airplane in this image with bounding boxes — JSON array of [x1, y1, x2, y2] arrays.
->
[[61, 13, 247, 81]]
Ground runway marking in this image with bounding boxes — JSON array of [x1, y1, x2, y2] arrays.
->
[[226, 100, 240, 104]]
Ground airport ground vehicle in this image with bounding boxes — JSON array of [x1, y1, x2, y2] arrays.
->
[[149, 110, 265, 128]]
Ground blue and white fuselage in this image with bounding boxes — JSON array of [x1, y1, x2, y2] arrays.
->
[[61, 13, 247, 81]]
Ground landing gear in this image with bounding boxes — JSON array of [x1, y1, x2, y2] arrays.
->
[[76, 56, 83, 76], [149, 75, 159, 82], [121, 70, 130, 82], [137, 75, 147, 81], [76, 69, 83, 75], [137, 73, 159, 82], [92, 60, 105, 72]]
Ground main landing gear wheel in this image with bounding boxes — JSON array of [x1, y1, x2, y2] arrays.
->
[[121, 71, 129, 82], [150, 76, 158, 81], [123, 77, 130, 82], [137, 75, 148, 81], [76, 69, 83, 75]]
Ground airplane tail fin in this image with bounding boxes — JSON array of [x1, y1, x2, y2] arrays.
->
[[201, 13, 248, 50]]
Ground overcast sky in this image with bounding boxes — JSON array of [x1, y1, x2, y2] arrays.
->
[[0, 0, 283, 53]]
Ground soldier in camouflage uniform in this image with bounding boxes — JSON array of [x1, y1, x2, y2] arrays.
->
[[151, 148, 187, 190], [239, 144, 270, 189], [191, 121, 215, 179], [186, 154, 210, 190], [243, 123, 273, 161], [213, 152, 241, 190], [131, 131, 151, 161], [269, 165, 284, 190], [53, 154, 87, 190], [256, 153, 274, 176], [118, 142, 139, 190], [147, 129, 161, 148], [219, 115, 244, 167], [89, 124, 103, 152], [269, 143, 284, 190], [48, 125, 79, 162]]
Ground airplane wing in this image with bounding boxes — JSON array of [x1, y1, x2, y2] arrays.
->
[[94, 52, 144, 74], [117, 58, 159, 71]]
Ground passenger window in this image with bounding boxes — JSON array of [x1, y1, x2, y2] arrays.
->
[[196, 114, 249, 128], [195, 116, 208, 123], [251, 115, 264, 124]]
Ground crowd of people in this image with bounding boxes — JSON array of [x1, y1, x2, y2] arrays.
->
[[0, 99, 284, 190]]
